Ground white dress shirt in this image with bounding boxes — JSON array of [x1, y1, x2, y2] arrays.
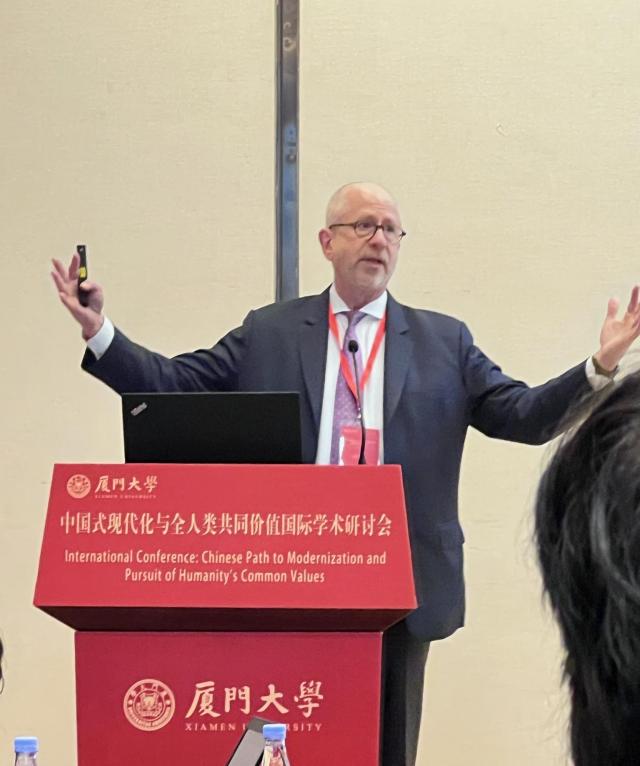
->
[[315, 286, 387, 465]]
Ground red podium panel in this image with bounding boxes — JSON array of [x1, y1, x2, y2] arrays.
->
[[76, 632, 381, 765], [35, 464, 416, 630], [36, 464, 416, 766]]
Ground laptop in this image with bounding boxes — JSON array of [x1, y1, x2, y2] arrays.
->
[[122, 392, 302, 464]]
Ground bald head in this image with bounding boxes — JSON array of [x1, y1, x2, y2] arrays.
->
[[325, 182, 399, 226]]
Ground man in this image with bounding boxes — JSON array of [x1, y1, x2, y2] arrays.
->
[[52, 182, 640, 766]]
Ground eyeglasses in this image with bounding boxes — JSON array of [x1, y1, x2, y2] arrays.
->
[[329, 220, 407, 244]]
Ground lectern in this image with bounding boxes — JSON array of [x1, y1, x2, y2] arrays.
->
[[35, 463, 416, 765]]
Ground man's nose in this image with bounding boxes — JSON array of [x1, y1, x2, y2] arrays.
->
[[368, 226, 388, 246]]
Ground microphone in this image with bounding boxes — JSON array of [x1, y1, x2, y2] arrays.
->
[[347, 339, 367, 465]]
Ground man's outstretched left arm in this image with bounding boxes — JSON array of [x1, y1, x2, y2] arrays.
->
[[466, 286, 640, 444]]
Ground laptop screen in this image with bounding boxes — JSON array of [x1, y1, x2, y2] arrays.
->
[[122, 391, 302, 464]]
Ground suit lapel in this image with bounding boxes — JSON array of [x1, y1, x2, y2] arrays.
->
[[384, 294, 412, 429], [299, 290, 330, 435]]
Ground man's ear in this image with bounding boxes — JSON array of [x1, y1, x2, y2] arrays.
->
[[318, 228, 334, 261]]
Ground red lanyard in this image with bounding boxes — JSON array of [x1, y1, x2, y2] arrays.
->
[[328, 305, 387, 400]]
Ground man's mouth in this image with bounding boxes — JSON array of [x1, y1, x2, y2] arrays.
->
[[360, 256, 385, 267]]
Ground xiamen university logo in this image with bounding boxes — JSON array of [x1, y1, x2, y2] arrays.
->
[[66, 474, 91, 499], [123, 679, 176, 731]]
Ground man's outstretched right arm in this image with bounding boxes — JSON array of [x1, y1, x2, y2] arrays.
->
[[51, 253, 247, 395]]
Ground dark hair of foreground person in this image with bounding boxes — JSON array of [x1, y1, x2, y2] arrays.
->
[[536, 372, 640, 765]]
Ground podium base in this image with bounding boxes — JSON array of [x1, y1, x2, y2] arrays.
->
[[75, 631, 381, 766]]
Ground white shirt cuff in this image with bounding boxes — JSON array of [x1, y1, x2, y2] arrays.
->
[[86, 317, 115, 360], [585, 356, 614, 391]]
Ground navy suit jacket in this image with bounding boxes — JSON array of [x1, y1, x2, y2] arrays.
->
[[83, 289, 591, 641]]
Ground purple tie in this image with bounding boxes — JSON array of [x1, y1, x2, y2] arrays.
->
[[330, 310, 366, 464]]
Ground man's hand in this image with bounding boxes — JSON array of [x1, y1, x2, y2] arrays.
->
[[51, 253, 105, 340], [595, 286, 640, 372]]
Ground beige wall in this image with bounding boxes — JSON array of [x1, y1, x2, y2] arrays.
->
[[1, 1, 638, 764]]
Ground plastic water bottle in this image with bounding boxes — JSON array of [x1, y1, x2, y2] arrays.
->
[[260, 723, 288, 765], [14, 738, 38, 766]]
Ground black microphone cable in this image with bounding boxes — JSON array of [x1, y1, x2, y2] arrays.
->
[[347, 339, 367, 465]]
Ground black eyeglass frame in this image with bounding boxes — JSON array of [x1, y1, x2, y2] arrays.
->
[[328, 221, 407, 244]]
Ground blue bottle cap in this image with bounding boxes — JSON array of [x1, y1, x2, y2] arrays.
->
[[14, 737, 38, 754], [263, 723, 287, 741]]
